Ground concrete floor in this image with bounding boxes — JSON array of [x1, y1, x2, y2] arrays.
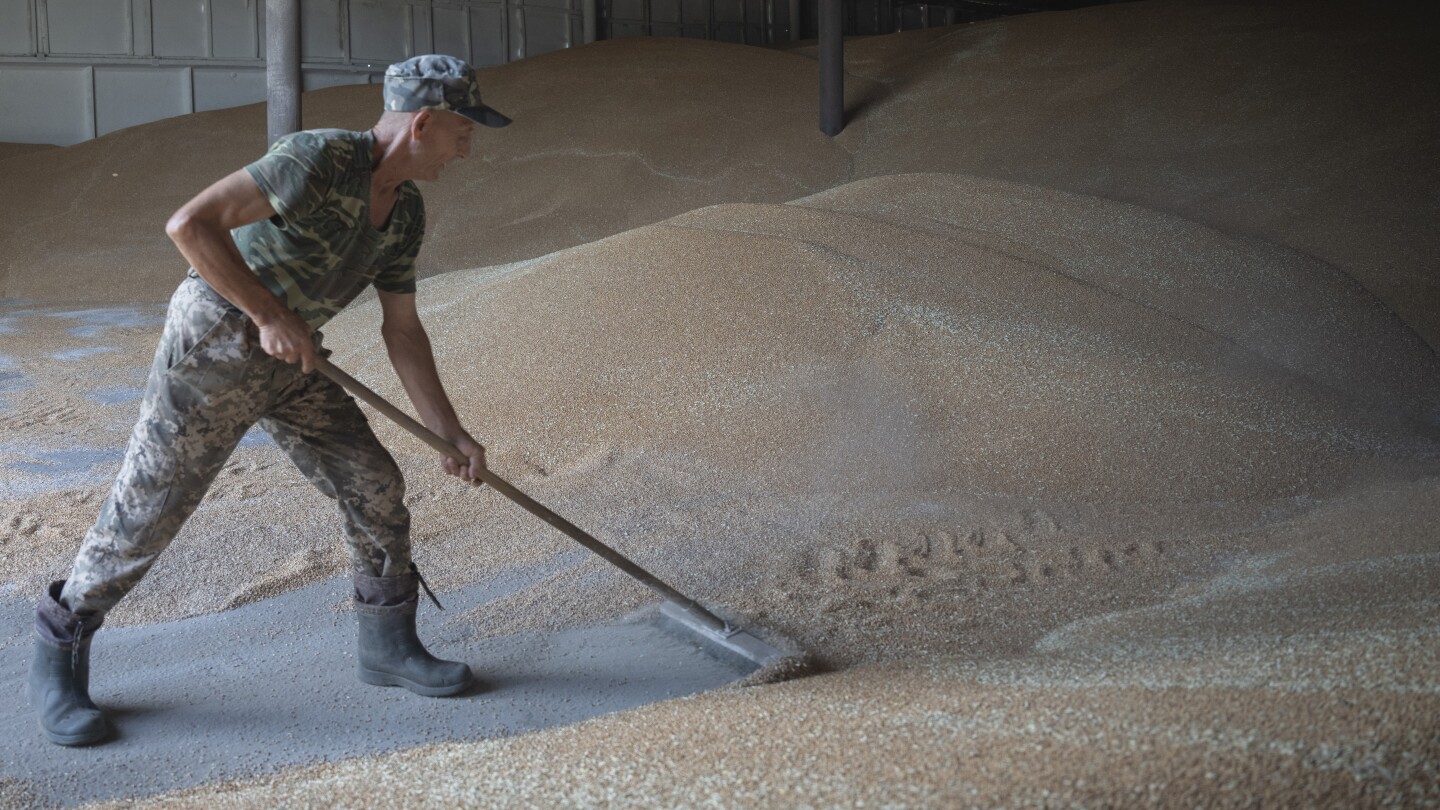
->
[[0, 558, 752, 807]]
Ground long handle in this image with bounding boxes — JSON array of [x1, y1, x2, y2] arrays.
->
[[314, 357, 731, 634]]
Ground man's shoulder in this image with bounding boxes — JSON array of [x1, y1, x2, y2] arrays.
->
[[265, 129, 365, 163], [394, 180, 426, 237], [398, 180, 425, 208]]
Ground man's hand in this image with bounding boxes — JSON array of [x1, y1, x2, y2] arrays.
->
[[443, 432, 487, 487], [256, 308, 318, 373]]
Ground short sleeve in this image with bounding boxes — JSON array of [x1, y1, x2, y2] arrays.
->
[[373, 189, 424, 295], [243, 132, 336, 228]]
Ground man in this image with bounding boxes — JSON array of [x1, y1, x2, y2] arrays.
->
[[29, 55, 509, 746]]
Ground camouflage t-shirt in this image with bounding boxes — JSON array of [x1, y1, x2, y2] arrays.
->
[[233, 128, 424, 329]]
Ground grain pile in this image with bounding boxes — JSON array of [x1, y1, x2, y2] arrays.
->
[[1, 0, 1437, 807], [0, 143, 57, 163], [5, 0, 1435, 349]]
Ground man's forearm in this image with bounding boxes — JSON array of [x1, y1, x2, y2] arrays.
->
[[383, 322, 465, 439]]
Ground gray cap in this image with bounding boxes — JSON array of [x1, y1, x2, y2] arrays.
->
[[383, 54, 511, 128]]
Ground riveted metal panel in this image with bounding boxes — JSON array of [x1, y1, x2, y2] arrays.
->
[[650, 0, 679, 24], [679, 0, 707, 25], [0, 0, 35, 55], [95, 66, 189, 135], [409, 3, 432, 55], [301, 69, 372, 91], [524, 7, 570, 53], [151, 0, 208, 58], [349, 0, 409, 61], [301, 0, 345, 60], [508, 4, 524, 60], [746, 0, 764, 38], [3, 0, 587, 144], [610, 0, 644, 21], [193, 67, 267, 111], [468, 4, 504, 66], [713, 0, 741, 22], [47, 0, 130, 55], [714, 20, 743, 41], [0, 64, 91, 144], [213, 0, 262, 58], [432, 6, 470, 61], [607, 20, 646, 38]]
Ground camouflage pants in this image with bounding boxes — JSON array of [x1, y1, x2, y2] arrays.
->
[[60, 275, 411, 617]]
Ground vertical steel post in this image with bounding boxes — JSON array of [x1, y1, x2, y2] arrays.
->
[[583, 0, 597, 43], [266, 0, 301, 146], [819, 0, 843, 136]]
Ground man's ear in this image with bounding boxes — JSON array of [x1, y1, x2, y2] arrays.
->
[[409, 110, 433, 140]]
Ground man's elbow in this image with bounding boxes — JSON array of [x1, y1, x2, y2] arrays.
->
[[164, 209, 198, 247]]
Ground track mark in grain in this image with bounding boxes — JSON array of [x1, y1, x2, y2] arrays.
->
[[1, 403, 82, 430], [7, 512, 42, 536], [814, 507, 1170, 600]]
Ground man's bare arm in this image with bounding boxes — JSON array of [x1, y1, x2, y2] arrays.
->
[[164, 169, 317, 372], [378, 290, 487, 485]]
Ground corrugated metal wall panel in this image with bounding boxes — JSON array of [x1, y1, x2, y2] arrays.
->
[[301, 0, 346, 60], [0, 0, 33, 55], [95, 66, 190, 135], [607, 21, 644, 37], [349, 0, 411, 62], [525, 7, 573, 54], [650, 0, 677, 24], [678, 0, 706, 26], [46, 0, 130, 55], [193, 67, 268, 111], [0, 0, 593, 144], [213, 0, 262, 59], [151, 0, 208, 57], [301, 70, 371, 91], [0, 64, 93, 144], [609, 0, 643, 24], [431, 6, 471, 62], [469, 4, 505, 66], [409, 4, 434, 57]]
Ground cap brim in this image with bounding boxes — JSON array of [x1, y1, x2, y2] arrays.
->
[[457, 105, 511, 128]]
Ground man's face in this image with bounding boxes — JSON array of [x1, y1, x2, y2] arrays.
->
[[413, 111, 476, 181]]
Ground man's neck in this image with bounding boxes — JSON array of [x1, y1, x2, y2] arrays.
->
[[368, 128, 408, 196]]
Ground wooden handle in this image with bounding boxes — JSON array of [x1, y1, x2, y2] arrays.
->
[[312, 357, 731, 634]]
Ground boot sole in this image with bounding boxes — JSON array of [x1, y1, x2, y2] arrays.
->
[[357, 667, 473, 697], [38, 719, 109, 747]]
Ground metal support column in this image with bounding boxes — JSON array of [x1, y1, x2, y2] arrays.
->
[[266, 0, 302, 146], [819, 0, 843, 136], [583, 0, 597, 43]]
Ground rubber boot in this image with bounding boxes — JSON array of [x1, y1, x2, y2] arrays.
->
[[353, 571, 473, 697], [29, 581, 109, 746]]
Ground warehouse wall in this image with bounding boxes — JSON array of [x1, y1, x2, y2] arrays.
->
[[0, 0, 589, 145], [0, 0, 970, 146]]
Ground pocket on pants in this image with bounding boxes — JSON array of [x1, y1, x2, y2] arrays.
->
[[161, 285, 251, 390]]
